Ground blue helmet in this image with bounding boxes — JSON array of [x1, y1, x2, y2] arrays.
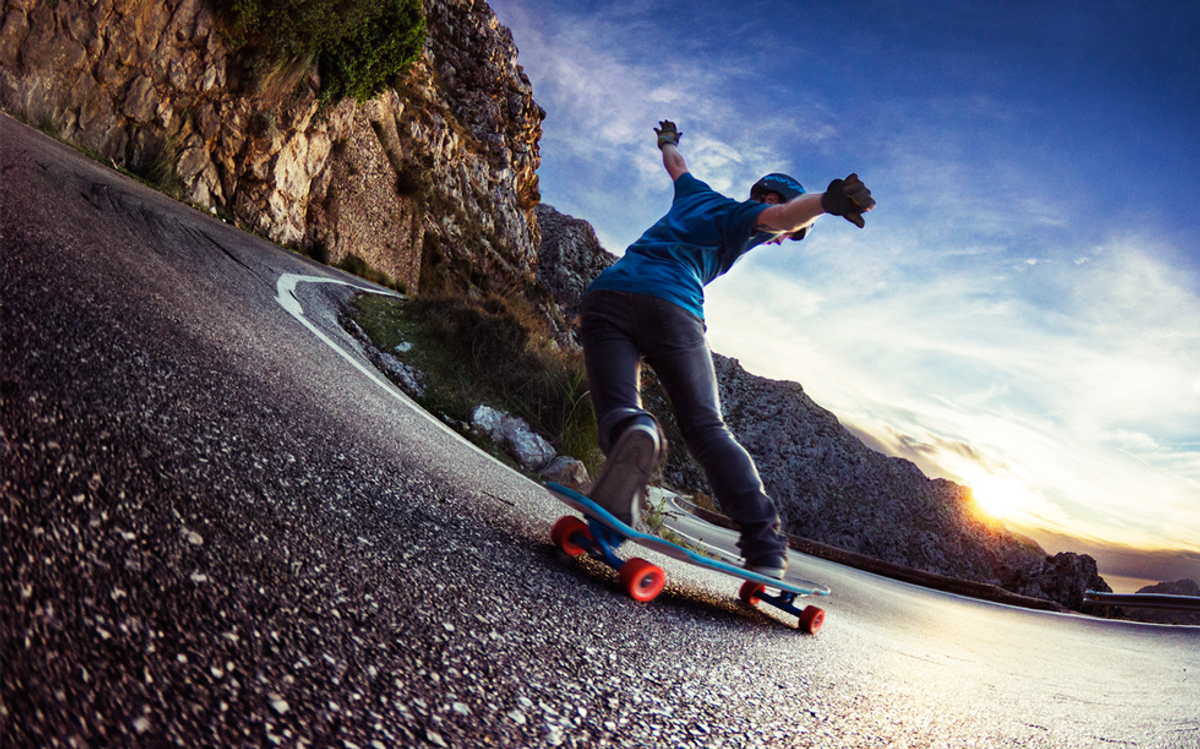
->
[[751, 173, 810, 241], [751, 173, 806, 202]]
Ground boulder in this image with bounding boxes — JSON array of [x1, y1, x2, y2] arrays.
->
[[538, 456, 589, 490], [470, 405, 506, 438], [470, 405, 556, 471]]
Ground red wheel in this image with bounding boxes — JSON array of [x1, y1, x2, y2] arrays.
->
[[619, 558, 666, 602], [551, 516, 592, 556], [739, 581, 766, 605], [798, 605, 825, 634]]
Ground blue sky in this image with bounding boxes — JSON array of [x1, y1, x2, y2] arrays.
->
[[487, 0, 1200, 589]]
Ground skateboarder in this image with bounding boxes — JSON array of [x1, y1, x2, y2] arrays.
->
[[579, 119, 875, 579]]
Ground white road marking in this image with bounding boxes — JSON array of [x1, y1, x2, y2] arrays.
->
[[274, 272, 478, 444], [274, 273, 406, 401]]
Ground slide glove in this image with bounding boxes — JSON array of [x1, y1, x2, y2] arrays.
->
[[820, 173, 876, 228], [655, 120, 682, 148]]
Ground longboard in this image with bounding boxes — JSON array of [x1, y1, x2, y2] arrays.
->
[[547, 482, 830, 633]]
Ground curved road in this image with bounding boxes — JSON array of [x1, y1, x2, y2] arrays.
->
[[3, 114, 1197, 748]]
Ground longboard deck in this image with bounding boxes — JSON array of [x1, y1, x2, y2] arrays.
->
[[547, 482, 830, 598]]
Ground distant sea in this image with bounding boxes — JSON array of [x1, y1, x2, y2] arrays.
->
[[1103, 575, 1163, 594]]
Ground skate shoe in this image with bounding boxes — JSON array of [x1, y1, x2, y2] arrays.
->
[[744, 552, 789, 580], [588, 421, 663, 528]]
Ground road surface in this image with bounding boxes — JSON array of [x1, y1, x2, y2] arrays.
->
[[3, 114, 1197, 748]]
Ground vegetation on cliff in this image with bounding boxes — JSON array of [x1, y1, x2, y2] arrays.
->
[[214, 0, 426, 103]]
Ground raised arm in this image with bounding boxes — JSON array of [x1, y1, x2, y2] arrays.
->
[[660, 143, 689, 181], [654, 120, 689, 181]]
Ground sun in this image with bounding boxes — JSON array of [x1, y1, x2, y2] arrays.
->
[[968, 473, 1028, 520]]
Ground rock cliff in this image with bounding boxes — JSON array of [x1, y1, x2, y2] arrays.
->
[[705, 354, 1041, 582], [0, 0, 544, 297]]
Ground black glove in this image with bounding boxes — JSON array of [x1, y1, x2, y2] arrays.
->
[[655, 120, 682, 148], [820, 173, 876, 228]]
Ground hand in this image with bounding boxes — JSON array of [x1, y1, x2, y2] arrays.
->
[[655, 120, 682, 148], [820, 173, 876, 228]]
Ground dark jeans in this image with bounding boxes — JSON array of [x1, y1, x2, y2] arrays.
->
[[579, 290, 788, 560]]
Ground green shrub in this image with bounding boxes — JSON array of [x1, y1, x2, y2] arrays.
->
[[411, 295, 529, 373], [319, 0, 425, 102], [215, 0, 425, 103]]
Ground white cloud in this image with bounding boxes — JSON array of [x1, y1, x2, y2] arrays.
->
[[1102, 429, 1160, 452], [705, 228, 1200, 550], [491, 0, 847, 248]]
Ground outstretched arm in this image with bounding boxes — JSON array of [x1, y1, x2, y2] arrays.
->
[[755, 194, 825, 235], [757, 173, 876, 234], [654, 120, 689, 180]]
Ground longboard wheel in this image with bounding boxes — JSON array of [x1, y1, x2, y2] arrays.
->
[[739, 581, 766, 605], [619, 558, 666, 602], [798, 605, 825, 634], [551, 516, 592, 556]]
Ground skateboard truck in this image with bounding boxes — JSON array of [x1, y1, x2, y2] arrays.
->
[[552, 515, 668, 603], [737, 581, 825, 633]]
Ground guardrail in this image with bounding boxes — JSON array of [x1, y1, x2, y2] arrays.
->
[[1084, 591, 1200, 611], [668, 495, 1068, 611]]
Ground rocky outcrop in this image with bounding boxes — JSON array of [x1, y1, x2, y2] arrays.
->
[[0, 0, 544, 296], [534, 203, 616, 322], [1001, 551, 1112, 610], [1140, 578, 1200, 596]]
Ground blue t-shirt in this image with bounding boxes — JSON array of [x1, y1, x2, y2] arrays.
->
[[585, 173, 777, 319]]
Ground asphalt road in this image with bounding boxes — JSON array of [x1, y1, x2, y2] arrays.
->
[[3, 113, 1198, 748]]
